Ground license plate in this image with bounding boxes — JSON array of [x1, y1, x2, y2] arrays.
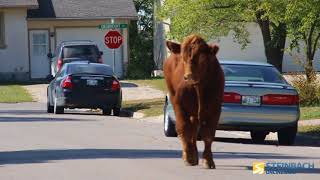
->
[[242, 96, 261, 106], [87, 79, 98, 86]]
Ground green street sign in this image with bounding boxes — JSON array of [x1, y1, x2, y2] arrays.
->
[[98, 24, 128, 29]]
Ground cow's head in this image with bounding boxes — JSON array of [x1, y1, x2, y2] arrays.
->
[[166, 35, 219, 84]]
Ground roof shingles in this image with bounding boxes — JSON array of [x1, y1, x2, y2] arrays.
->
[[0, 0, 38, 7], [28, 0, 137, 19]]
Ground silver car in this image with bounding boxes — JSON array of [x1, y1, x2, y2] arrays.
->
[[164, 61, 299, 145]]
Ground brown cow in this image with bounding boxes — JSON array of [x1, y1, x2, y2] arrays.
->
[[163, 34, 225, 169]]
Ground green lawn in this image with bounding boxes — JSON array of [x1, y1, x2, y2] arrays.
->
[[298, 125, 320, 138], [0, 85, 33, 103], [126, 78, 167, 92], [123, 98, 165, 117], [300, 106, 320, 120]]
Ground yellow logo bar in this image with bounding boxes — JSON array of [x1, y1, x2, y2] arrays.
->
[[253, 162, 265, 174]]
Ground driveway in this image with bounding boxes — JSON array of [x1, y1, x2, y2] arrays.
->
[[0, 102, 319, 180], [23, 81, 165, 103]]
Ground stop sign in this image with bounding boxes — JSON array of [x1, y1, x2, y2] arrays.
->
[[104, 30, 123, 49]]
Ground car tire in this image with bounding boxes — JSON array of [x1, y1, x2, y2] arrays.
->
[[113, 108, 121, 116], [54, 97, 64, 114], [278, 124, 297, 146], [47, 101, 54, 113], [164, 100, 177, 137], [250, 131, 268, 144], [102, 108, 112, 116], [164, 113, 177, 137]]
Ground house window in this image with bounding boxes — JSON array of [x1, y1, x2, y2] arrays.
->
[[0, 11, 5, 48]]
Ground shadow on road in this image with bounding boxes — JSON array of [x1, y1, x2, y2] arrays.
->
[[0, 110, 47, 115], [0, 149, 319, 174], [214, 136, 320, 147], [0, 116, 92, 122]]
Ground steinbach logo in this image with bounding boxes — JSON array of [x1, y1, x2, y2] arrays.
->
[[253, 162, 315, 174], [253, 162, 265, 174]]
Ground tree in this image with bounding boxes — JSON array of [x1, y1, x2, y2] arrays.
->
[[286, 0, 320, 82], [158, 0, 288, 72], [128, 0, 154, 79]]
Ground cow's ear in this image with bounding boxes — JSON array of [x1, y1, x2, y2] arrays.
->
[[166, 41, 181, 54], [209, 44, 219, 55]]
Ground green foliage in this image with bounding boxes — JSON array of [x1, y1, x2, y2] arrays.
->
[[285, 0, 320, 81], [157, 0, 289, 71], [127, 0, 155, 79], [158, 0, 287, 43]]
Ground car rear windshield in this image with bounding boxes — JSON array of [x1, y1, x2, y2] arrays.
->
[[68, 64, 113, 76], [222, 64, 287, 84], [62, 45, 99, 61]]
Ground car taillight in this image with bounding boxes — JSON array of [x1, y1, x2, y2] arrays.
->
[[98, 57, 103, 63], [223, 92, 241, 103], [111, 79, 120, 91], [262, 94, 299, 105], [57, 58, 63, 71], [62, 76, 73, 89]]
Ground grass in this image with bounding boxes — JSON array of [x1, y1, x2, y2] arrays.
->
[[298, 125, 320, 138], [122, 98, 165, 117], [300, 106, 320, 120], [125, 78, 167, 92], [0, 85, 33, 103]]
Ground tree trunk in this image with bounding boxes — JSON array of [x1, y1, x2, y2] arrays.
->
[[305, 56, 315, 82], [256, 13, 287, 72]]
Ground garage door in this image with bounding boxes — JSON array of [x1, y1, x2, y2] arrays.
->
[[56, 28, 124, 77]]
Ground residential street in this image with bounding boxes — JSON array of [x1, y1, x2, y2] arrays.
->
[[0, 102, 319, 180]]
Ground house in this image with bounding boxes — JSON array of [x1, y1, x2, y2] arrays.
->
[[154, 0, 320, 73], [0, 0, 137, 81]]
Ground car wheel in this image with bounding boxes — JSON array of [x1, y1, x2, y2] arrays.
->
[[164, 100, 177, 137], [54, 97, 64, 114], [113, 107, 121, 116], [164, 113, 177, 137], [102, 108, 112, 116], [250, 131, 268, 144], [47, 101, 54, 113], [278, 124, 297, 146]]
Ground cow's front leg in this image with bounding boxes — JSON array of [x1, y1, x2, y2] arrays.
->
[[174, 107, 198, 166], [200, 121, 216, 169]]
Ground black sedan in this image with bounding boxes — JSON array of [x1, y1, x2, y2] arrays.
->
[[47, 62, 122, 115]]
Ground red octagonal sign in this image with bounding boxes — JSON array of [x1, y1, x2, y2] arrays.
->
[[104, 30, 123, 49]]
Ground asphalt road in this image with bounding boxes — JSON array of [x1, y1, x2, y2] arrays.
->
[[0, 102, 319, 180]]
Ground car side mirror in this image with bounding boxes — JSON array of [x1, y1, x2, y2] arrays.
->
[[100, 51, 104, 56], [46, 74, 54, 82], [47, 53, 53, 59]]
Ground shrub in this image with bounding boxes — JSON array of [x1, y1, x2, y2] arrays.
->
[[291, 74, 320, 106]]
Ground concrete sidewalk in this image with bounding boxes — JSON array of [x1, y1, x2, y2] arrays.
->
[[299, 119, 320, 126]]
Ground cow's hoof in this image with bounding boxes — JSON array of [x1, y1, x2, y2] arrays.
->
[[202, 159, 216, 169], [184, 159, 198, 166], [182, 152, 198, 166]]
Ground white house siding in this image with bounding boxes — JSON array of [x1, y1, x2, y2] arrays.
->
[[55, 28, 124, 77], [27, 19, 130, 78], [0, 9, 29, 81]]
